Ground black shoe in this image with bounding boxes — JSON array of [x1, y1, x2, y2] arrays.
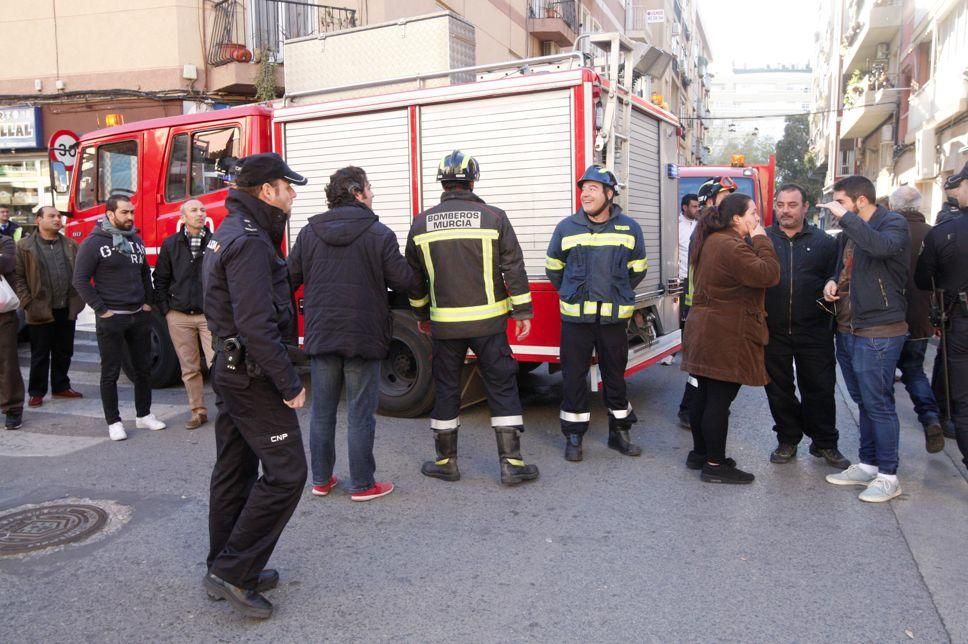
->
[[770, 443, 798, 464], [564, 434, 583, 462], [924, 422, 945, 454], [203, 573, 273, 619], [421, 429, 460, 481], [809, 445, 851, 469], [942, 420, 956, 439], [677, 410, 691, 430], [607, 429, 642, 456], [700, 462, 755, 484], [495, 428, 539, 485], [4, 413, 22, 430], [686, 451, 735, 470], [208, 570, 279, 600]]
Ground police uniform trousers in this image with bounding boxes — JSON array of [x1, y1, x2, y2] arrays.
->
[[559, 320, 633, 435], [430, 332, 524, 430], [948, 315, 968, 464], [207, 354, 307, 590]]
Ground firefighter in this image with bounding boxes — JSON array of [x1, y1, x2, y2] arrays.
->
[[201, 153, 308, 619], [916, 162, 968, 467], [545, 165, 648, 461], [406, 150, 539, 486]]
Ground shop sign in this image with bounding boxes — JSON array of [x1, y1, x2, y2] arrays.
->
[[0, 107, 43, 149], [646, 9, 665, 23]]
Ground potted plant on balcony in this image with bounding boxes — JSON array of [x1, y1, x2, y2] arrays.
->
[[843, 69, 864, 108]]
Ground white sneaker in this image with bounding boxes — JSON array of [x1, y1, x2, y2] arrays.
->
[[859, 476, 902, 503], [825, 464, 876, 486], [136, 414, 166, 431], [660, 354, 675, 366], [108, 422, 127, 441]]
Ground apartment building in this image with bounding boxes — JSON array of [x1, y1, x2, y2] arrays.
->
[[0, 0, 712, 222], [810, 0, 967, 216]]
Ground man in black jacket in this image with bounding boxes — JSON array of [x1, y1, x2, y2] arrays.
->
[[73, 194, 166, 441], [764, 184, 849, 468], [153, 199, 213, 430], [201, 153, 307, 620], [289, 166, 417, 502], [821, 176, 910, 503]]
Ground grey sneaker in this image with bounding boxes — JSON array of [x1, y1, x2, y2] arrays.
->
[[859, 476, 902, 503], [825, 464, 876, 486]]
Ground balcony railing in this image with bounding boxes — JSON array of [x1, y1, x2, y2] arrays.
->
[[527, 0, 579, 33], [208, 0, 357, 66]]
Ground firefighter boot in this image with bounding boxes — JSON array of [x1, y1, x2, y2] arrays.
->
[[564, 433, 583, 462], [495, 427, 540, 485], [607, 416, 642, 457], [421, 429, 460, 481]]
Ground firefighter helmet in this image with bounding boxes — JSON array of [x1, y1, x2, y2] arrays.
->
[[697, 176, 738, 206], [577, 165, 619, 193], [437, 150, 481, 183]]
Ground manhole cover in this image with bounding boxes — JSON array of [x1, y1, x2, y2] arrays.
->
[[0, 504, 109, 555]]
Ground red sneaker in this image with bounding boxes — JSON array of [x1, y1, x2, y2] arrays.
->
[[311, 476, 339, 496], [350, 481, 394, 502]]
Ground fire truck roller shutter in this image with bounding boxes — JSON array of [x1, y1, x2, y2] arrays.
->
[[419, 90, 575, 277]]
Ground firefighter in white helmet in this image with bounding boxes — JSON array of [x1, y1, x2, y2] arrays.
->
[[405, 150, 539, 486]]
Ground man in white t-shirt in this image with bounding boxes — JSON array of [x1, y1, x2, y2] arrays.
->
[[660, 193, 700, 366]]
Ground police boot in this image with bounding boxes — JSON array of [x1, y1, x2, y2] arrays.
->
[[494, 427, 539, 485], [421, 429, 460, 481], [607, 415, 642, 457], [564, 433, 583, 462]]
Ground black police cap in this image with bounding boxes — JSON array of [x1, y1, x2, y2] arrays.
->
[[235, 153, 307, 187], [943, 162, 967, 190]]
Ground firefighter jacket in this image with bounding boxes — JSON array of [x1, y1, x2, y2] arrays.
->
[[545, 205, 648, 324], [405, 190, 532, 340]]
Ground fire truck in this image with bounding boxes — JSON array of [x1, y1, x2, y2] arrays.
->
[[57, 32, 683, 417], [677, 155, 777, 226]]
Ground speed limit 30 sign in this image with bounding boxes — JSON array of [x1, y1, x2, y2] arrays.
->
[[48, 129, 79, 171]]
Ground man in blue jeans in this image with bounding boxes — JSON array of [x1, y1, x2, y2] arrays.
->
[[288, 166, 418, 502], [820, 176, 910, 502], [889, 185, 945, 453]]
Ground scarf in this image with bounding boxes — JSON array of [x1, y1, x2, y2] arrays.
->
[[101, 219, 137, 256]]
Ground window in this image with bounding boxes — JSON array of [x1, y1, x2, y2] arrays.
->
[[164, 127, 240, 202], [75, 141, 138, 210]]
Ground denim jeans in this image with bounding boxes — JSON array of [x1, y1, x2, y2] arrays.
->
[[309, 355, 381, 492], [835, 332, 906, 475], [95, 311, 152, 424], [896, 337, 941, 427]]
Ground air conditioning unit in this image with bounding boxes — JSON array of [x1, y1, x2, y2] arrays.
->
[[875, 43, 889, 59], [671, 24, 681, 37], [915, 128, 936, 180]]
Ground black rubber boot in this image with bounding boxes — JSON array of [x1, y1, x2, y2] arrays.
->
[[421, 429, 460, 481], [495, 427, 539, 485], [607, 416, 642, 456], [564, 433, 583, 462]]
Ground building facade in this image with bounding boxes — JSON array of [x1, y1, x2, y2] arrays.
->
[[810, 0, 967, 217]]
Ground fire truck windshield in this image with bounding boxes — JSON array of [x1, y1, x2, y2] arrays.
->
[[677, 177, 757, 205]]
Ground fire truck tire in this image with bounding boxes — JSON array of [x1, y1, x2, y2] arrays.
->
[[120, 310, 182, 389], [517, 361, 541, 374], [379, 310, 434, 418]]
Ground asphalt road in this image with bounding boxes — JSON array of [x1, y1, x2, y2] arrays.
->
[[1, 333, 966, 643]]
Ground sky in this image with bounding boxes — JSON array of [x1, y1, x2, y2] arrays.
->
[[696, 0, 821, 71]]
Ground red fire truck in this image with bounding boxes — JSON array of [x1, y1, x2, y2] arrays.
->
[[677, 155, 777, 226], [57, 34, 684, 417]]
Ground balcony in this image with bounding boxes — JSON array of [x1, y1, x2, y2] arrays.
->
[[527, 0, 578, 47], [841, 0, 902, 74], [840, 73, 897, 139]]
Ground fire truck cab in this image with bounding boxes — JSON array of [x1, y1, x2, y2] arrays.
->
[[676, 155, 777, 226]]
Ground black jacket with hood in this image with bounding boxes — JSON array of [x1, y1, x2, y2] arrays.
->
[[288, 201, 418, 359]]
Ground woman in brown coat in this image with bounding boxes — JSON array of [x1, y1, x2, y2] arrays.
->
[[681, 193, 780, 483]]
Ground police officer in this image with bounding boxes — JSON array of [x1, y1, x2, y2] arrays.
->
[[937, 164, 967, 225], [916, 161, 968, 467], [546, 165, 648, 461], [201, 153, 308, 620], [406, 150, 538, 486]]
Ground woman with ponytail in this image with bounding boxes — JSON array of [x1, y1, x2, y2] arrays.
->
[[681, 193, 780, 483]]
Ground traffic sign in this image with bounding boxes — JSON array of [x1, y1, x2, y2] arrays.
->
[[48, 129, 79, 170]]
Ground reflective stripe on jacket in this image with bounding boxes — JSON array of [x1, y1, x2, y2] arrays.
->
[[405, 190, 532, 340], [545, 205, 647, 324]]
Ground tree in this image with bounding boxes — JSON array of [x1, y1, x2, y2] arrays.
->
[[775, 114, 827, 206], [708, 131, 777, 166]]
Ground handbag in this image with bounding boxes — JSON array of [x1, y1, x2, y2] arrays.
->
[[0, 274, 20, 313]]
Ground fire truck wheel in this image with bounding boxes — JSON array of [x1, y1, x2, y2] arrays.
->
[[120, 310, 182, 389], [517, 361, 541, 374], [379, 310, 434, 418]]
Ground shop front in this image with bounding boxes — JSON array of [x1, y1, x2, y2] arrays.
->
[[0, 107, 47, 232]]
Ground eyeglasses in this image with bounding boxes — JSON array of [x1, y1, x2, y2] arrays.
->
[[815, 298, 837, 316]]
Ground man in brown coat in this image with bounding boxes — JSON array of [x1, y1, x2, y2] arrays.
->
[[889, 186, 944, 453], [14, 206, 85, 407], [0, 233, 24, 429]]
